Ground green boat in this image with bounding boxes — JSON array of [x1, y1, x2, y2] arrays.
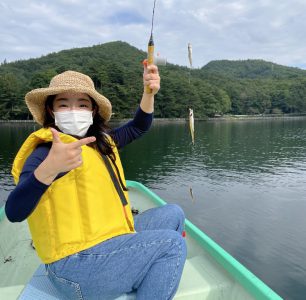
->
[[0, 180, 283, 300]]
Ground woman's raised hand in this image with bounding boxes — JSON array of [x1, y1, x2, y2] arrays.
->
[[34, 128, 96, 185], [143, 60, 160, 95]]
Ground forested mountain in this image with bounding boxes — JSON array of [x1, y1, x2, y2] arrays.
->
[[201, 59, 306, 79], [1, 41, 306, 120]]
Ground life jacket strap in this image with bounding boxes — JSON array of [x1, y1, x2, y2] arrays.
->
[[101, 154, 128, 206]]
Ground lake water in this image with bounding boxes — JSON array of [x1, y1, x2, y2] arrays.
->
[[1, 118, 306, 300]]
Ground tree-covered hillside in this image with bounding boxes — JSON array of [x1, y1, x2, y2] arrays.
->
[[0, 41, 306, 120], [201, 59, 306, 79]]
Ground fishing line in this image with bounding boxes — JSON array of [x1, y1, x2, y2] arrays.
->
[[187, 42, 195, 145], [150, 0, 156, 38]]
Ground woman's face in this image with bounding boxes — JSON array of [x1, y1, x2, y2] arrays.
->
[[53, 92, 93, 112]]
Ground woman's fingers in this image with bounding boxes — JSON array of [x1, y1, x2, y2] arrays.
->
[[50, 128, 62, 144], [147, 64, 159, 74], [144, 72, 160, 80], [72, 136, 96, 148], [142, 61, 160, 94], [142, 60, 159, 74], [144, 73, 160, 89], [144, 72, 160, 87]]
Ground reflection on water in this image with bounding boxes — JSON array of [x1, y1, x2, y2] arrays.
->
[[1, 118, 306, 300], [0, 123, 39, 205], [120, 118, 306, 300]]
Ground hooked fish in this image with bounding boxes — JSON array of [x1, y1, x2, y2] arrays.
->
[[189, 108, 194, 145], [188, 43, 193, 69]]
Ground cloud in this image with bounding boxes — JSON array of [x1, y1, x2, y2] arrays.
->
[[108, 11, 148, 25], [0, 0, 306, 69]]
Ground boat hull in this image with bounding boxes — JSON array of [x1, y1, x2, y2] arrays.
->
[[0, 181, 282, 299]]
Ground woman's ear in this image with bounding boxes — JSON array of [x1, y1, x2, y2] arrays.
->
[[47, 106, 54, 118], [92, 106, 98, 117]]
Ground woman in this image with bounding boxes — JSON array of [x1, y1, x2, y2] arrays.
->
[[5, 63, 187, 300]]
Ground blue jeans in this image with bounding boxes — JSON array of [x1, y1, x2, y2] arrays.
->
[[46, 204, 187, 300]]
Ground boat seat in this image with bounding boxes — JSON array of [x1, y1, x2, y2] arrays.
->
[[18, 264, 136, 300]]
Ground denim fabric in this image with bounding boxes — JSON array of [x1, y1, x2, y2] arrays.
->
[[46, 204, 187, 300]]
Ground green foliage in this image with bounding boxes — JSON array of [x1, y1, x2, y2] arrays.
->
[[28, 69, 58, 89], [0, 73, 29, 119], [0, 41, 306, 120], [201, 59, 306, 79]]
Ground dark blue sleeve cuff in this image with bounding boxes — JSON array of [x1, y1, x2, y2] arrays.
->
[[112, 106, 153, 149]]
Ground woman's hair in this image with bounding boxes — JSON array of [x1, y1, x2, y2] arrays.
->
[[43, 95, 116, 161]]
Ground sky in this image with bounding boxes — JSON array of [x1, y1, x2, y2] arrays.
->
[[1, 0, 306, 69]]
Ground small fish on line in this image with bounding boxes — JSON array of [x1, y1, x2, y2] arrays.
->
[[189, 108, 195, 145], [188, 43, 193, 69]]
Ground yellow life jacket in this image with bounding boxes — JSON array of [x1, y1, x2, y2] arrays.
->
[[12, 128, 135, 264]]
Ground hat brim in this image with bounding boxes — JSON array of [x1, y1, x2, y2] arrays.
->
[[25, 86, 112, 125]]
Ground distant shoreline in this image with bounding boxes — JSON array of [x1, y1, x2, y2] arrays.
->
[[207, 114, 306, 121], [1, 114, 306, 123]]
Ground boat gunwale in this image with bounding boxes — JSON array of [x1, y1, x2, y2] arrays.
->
[[126, 180, 283, 300], [0, 206, 4, 222]]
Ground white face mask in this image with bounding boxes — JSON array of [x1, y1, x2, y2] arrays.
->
[[53, 110, 93, 137]]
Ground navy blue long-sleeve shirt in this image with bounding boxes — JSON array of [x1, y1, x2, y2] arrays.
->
[[5, 107, 152, 222]]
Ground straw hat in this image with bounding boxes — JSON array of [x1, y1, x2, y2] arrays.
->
[[25, 70, 112, 125]]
